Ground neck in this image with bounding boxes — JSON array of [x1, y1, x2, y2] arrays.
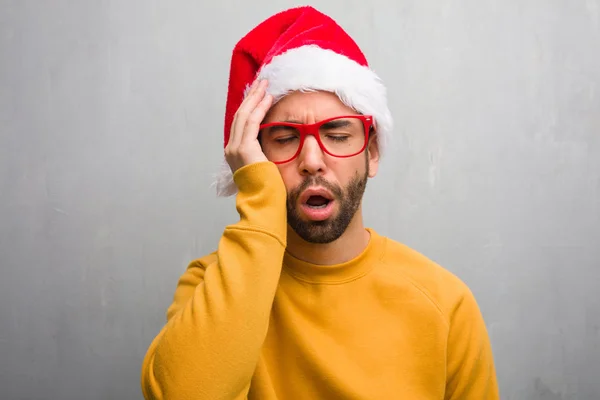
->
[[285, 206, 370, 265]]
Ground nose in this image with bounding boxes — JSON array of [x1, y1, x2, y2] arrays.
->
[[297, 135, 326, 176]]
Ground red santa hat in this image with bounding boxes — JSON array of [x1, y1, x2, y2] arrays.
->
[[216, 5, 393, 196]]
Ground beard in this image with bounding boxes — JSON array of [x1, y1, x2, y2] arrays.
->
[[286, 163, 369, 244]]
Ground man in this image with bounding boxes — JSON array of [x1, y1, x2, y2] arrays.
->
[[141, 6, 499, 400]]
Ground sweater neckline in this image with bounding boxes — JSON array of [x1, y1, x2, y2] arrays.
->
[[282, 228, 386, 284]]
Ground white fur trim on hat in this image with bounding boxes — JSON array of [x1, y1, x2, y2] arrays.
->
[[215, 44, 393, 197]]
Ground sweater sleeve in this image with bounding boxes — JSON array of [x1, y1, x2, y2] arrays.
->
[[445, 286, 500, 400], [140, 161, 288, 400]]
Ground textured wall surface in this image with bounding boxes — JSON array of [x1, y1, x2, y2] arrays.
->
[[1, 1, 599, 399]]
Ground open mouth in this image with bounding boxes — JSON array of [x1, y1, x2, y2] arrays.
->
[[305, 195, 332, 209], [298, 188, 335, 221]]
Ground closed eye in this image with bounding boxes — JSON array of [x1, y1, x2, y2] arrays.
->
[[325, 135, 350, 142], [275, 136, 299, 144], [262, 125, 301, 143]]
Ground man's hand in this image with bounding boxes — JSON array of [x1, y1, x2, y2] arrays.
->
[[225, 79, 274, 173]]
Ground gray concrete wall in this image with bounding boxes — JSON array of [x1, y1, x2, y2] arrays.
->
[[1, 1, 599, 399]]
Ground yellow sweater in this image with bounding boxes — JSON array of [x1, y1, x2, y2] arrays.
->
[[141, 162, 499, 400]]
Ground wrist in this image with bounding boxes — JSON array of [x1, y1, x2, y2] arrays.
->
[[233, 162, 287, 239]]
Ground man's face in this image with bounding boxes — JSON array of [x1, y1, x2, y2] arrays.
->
[[261, 91, 380, 244]]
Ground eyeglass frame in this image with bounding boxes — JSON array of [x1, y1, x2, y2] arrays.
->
[[258, 115, 374, 164]]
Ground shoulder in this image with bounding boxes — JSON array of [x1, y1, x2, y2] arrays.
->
[[185, 251, 219, 276], [172, 251, 219, 287], [165, 251, 219, 320], [377, 232, 476, 324]]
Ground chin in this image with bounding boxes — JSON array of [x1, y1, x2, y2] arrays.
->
[[288, 209, 353, 244]]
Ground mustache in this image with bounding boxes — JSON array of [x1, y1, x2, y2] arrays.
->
[[289, 176, 344, 200]]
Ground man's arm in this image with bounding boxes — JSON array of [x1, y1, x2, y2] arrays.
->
[[445, 286, 500, 399], [141, 80, 281, 399], [141, 161, 287, 400]]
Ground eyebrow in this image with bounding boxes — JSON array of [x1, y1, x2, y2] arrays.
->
[[264, 124, 298, 134], [278, 119, 353, 128], [320, 119, 352, 129]]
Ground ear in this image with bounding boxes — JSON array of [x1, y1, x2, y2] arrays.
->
[[366, 129, 380, 178]]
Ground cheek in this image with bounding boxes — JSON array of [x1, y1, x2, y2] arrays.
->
[[331, 158, 366, 182], [275, 164, 300, 191]]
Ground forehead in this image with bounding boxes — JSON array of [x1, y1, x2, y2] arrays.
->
[[264, 90, 358, 123]]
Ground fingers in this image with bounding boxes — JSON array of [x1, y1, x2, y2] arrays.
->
[[229, 80, 268, 149], [244, 91, 273, 143], [228, 80, 259, 148], [224, 79, 272, 172]]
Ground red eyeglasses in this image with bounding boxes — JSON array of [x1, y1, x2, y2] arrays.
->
[[258, 115, 373, 164]]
